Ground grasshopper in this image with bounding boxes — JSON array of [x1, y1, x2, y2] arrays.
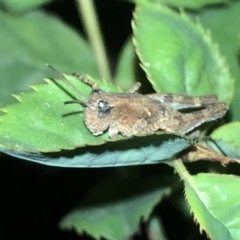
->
[[48, 65, 228, 138]]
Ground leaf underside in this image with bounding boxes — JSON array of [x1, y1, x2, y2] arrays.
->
[[0, 133, 193, 167]]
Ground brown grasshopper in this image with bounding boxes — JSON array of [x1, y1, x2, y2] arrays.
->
[[47, 65, 228, 138]]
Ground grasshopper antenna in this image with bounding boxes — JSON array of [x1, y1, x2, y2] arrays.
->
[[46, 64, 88, 104]]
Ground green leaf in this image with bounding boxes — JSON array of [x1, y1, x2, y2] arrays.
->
[[207, 139, 240, 160], [211, 122, 240, 148], [206, 122, 240, 159], [134, 0, 229, 9], [184, 173, 240, 240], [162, 0, 229, 9], [133, 3, 233, 103], [114, 39, 136, 91], [0, 10, 98, 108], [195, 1, 240, 120], [149, 217, 168, 240], [0, 74, 119, 152], [0, 0, 51, 12], [60, 176, 172, 239], [0, 133, 192, 167], [0, 72, 193, 155]]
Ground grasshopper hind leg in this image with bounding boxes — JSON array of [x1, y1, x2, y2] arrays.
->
[[162, 102, 228, 135]]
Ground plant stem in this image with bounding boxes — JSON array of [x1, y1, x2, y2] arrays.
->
[[173, 159, 194, 185], [76, 0, 111, 80]]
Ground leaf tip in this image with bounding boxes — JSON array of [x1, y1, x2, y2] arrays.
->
[[29, 85, 38, 92], [0, 107, 8, 114], [11, 94, 22, 102]]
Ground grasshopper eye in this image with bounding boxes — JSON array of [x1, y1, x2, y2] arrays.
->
[[97, 100, 111, 118]]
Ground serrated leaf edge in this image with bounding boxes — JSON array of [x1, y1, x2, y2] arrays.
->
[[183, 175, 233, 239], [132, 3, 234, 104]]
